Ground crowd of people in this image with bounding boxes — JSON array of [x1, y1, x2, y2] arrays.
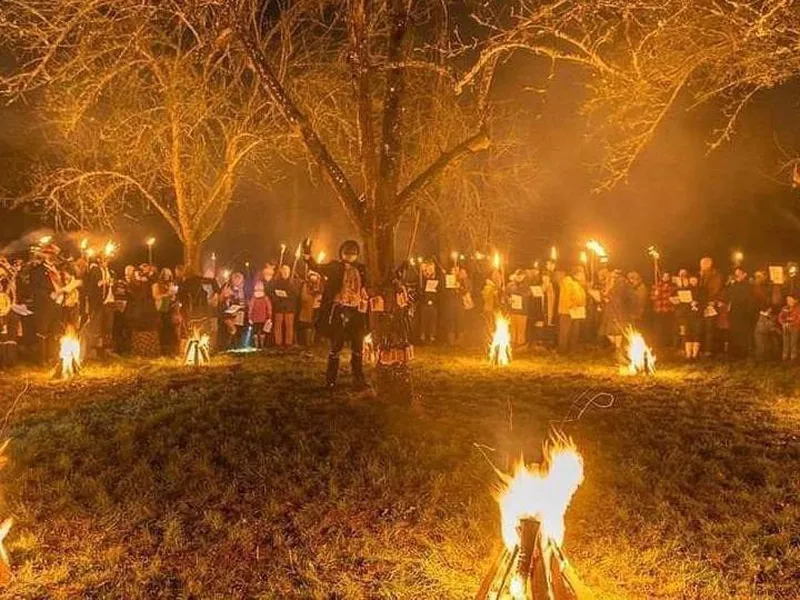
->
[[1, 238, 800, 373]]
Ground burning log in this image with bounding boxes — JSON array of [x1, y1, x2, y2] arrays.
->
[[621, 327, 656, 375], [489, 313, 512, 366], [184, 330, 211, 367], [476, 435, 590, 600], [53, 330, 81, 380]]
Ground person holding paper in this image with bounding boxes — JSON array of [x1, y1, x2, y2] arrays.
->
[[676, 274, 702, 360], [699, 257, 724, 356], [557, 267, 587, 354], [418, 260, 441, 344]]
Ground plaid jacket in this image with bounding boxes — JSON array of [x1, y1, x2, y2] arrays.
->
[[651, 281, 676, 314]]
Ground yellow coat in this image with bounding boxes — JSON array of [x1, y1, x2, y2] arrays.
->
[[558, 276, 586, 316]]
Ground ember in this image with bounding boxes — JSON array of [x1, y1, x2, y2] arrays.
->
[[54, 331, 81, 380], [621, 327, 656, 375], [489, 313, 512, 366], [476, 435, 588, 600]]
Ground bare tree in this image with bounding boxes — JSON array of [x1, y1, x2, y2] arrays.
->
[[0, 1, 284, 269]]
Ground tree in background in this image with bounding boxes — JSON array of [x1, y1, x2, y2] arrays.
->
[[0, 1, 285, 269]]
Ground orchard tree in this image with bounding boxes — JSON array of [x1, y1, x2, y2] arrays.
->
[[0, 1, 284, 269]]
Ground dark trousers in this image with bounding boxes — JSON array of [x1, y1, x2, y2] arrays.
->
[[327, 306, 365, 384], [558, 315, 581, 354], [419, 304, 437, 342]]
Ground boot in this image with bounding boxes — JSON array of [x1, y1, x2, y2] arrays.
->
[[325, 355, 340, 389], [351, 352, 367, 389]]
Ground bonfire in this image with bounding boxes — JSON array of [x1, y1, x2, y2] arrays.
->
[[53, 330, 81, 380], [476, 435, 589, 600], [621, 327, 656, 375], [184, 330, 211, 367], [489, 314, 512, 366]]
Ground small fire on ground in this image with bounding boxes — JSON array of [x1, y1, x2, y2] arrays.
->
[[489, 314, 512, 366], [184, 330, 211, 366], [54, 331, 81, 380], [476, 434, 590, 600], [621, 327, 656, 375]]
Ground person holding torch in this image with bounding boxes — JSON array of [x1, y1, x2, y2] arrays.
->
[[304, 238, 368, 389]]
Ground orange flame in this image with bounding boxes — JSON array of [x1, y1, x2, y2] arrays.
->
[[58, 333, 81, 379], [622, 327, 656, 375], [495, 435, 584, 600], [185, 330, 211, 366], [488, 314, 511, 366]]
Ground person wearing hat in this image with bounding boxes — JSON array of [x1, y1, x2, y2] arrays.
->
[[304, 239, 368, 389]]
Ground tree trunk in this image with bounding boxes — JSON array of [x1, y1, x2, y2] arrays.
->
[[183, 236, 202, 273], [362, 224, 395, 289]]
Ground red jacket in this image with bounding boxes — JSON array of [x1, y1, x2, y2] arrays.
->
[[248, 295, 272, 324], [779, 305, 800, 329]]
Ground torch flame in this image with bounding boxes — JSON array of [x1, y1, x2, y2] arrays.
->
[[586, 239, 607, 257], [549, 246, 558, 261], [317, 251, 326, 263], [80, 238, 89, 250], [488, 313, 512, 366], [104, 240, 117, 257], [493, 252, 501, 270], [58, 332, 81, 379], [622, 327, 656, 375]]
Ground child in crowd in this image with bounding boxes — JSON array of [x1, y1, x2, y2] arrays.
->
[[248, 281, 272, 350]]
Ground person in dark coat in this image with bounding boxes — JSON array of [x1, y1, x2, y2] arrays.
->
[[304, 239, 368, 389], [29, 246, 61, 363], [725, 267, 757, 358]]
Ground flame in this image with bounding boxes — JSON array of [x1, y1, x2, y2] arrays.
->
[[579, 251, 588, 265], [80, 238, 89, 250], [104, 240, 118, 257], [622, 327, 656, 375], [317, 251, 326, 263], [496, 435, 584, 600], [586, 239, 607, 257], [549, 246, 557, 261], [451, 250, 459, 263], [39, 235, 53, 245], [145, 236, 156, 247], [185, 330, 211, 366], [86, 248, 96, 259], [489, 313, 512, 366], [58, 333, 81, 379]]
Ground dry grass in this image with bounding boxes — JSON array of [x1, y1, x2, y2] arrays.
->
[[0, 348, 797, 599]]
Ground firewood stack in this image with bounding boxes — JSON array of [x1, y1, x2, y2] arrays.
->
[[475, 518, 591, 600]]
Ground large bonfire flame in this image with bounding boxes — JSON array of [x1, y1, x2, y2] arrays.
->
[[489, 314, 512, 366], [184, 329, 211, 366], [54, 331, 81, 380], [622, 327, 656, 375], [477, 435, 587, 600]]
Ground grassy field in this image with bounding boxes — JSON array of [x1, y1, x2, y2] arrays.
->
[[0, 347, 797, 599]]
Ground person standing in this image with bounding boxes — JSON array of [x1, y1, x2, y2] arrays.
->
[[418, 260, 441, 345], [699, 257, 723, 356], [272, 264, 299, 347], [557, 266, 587, 354], [29, 246, 61, 363], [651, 271, 677, 349], [298, 271, 323, 347], [304, 240, 368, 389], [151, 268, 179, 356], [85, 253, 117, 360], [507, 269, 530, 348], [724, 266, 756, 359], [779, 294, 800, 361]]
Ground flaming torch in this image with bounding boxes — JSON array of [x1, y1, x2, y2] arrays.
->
[[184, 329, 211, 367], [549, 246, 558, 262], [489, 313, 512, 366], [145, 237, 156, 264], [316, 251, 327, 264], [104, 240, 118, 258], [54, 330, 81, 380], [621, 327, 656, 375], [476, 434, 588, 600]]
